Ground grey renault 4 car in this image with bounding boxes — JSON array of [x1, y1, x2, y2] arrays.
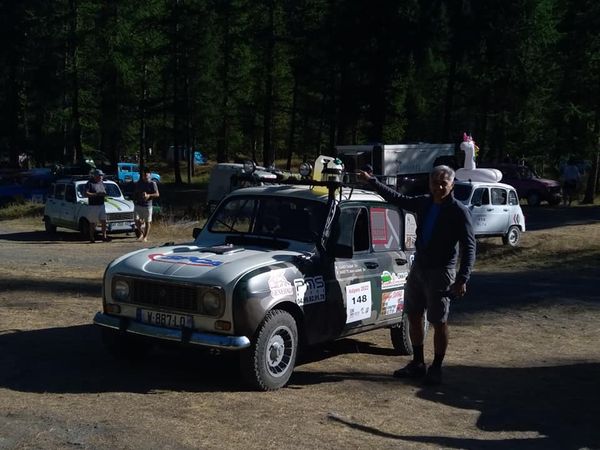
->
[[94, 175, 419, 390]]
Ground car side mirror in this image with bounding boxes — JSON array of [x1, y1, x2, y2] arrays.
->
[[192, 227, 203, 239]]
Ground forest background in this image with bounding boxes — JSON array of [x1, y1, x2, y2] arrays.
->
[[0, 0, 598, 188]]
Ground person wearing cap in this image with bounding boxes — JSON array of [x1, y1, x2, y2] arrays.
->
[[85, 169, 109, 243], [134, 166, 159, 242]]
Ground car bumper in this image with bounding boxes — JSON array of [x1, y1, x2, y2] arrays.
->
[[93, 312, 251, 350], [105, 222, 136, 233]]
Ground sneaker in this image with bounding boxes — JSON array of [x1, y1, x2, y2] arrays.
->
[[392, 361, 426, 379], [102, 236, 112, 242], [424, 365, 443, 385]]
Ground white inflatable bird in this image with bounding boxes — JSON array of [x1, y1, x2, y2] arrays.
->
[[456, 133, 502, 182]]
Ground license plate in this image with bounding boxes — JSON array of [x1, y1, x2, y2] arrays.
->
[[139, 309, 193, 328]]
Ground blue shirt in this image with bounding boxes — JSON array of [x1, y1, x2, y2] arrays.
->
[[420, 203, 441, 247]]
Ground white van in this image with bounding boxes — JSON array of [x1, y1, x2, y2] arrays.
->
[[453, 180, 526, 246], [43, 177, 135, 240]]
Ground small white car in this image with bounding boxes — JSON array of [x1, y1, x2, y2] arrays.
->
[[454, 180, 526, 246], [43, 177, 135, 239]]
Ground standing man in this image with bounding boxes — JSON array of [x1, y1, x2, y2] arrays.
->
[[85, 169, 109, 243], [562, 158, 580, 206], [134, 166, 159, 242], [358, 165, 476, 385]]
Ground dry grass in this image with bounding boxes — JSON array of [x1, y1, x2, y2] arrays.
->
[[476, 223, 600, 272]]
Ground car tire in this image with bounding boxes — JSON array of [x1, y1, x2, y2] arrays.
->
[[44, 216, 57, 233], [390, 313, 429, 355], [240, 309, 298, 391], [79, 218, 91, 240], [100, 328, 150, 361], [502, 225, 521, 247], [527, 191, 541, 207]]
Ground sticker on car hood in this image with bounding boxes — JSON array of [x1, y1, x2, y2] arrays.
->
[[148, 253, 223, 267]]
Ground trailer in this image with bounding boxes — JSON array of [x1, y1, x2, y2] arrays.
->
[[336, 143, 457, 193]]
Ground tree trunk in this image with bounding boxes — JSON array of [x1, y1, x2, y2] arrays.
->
[[139, 62, 148, 168], [171, 0, 182, 184], [68, 0, 83, 166], [262, 0, 275, 167], [217, 4, 231, 164], [582, 148, 599, 204], [286, 74, 298, 170]]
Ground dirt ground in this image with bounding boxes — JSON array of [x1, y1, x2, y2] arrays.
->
[[0, 207, 599, 450]]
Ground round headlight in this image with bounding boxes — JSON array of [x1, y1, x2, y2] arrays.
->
[[201, 290, 223, 316], [113, 279, 130, 301]]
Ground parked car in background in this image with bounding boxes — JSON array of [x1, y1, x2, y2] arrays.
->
[[480, 163, 561, 206], [0, 168, 55, 206], [454, 180, 526, 246], [43, 177, 135, 239], [117, 163, 161, 183]]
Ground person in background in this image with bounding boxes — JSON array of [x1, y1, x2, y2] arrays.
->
[[85, 169, 109, 243], [358, 165, 476, 385], [562, 158, 581, 206], [134, 166, 159, 242]]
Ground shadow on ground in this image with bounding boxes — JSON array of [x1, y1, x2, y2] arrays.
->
[[0, 277, 100, 295], [0, 325, 243, 394], [522, 204, 600, 231], [304, 363, 600, 450], [0, 229, 135, 243]]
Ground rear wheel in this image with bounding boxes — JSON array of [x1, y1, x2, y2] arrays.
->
[[527, 191, 541, 207], [79, 218, 91, 240], [240, 310, 298, 391], [390, 313, 429, 355], [44, 216, 57, 233], [502, 225, 521, 247]]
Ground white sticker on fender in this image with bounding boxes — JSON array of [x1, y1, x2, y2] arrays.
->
[[345, 281, 372, 323], [268, 269, 294, 299]]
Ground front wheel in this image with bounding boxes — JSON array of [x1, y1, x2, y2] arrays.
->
[[502, 225, 521, 247], [240, 310, 298, 391], [44, 216, 57, 233], [390, 313, 429, 355]]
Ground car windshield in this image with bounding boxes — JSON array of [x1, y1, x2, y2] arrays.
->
[[207, 195, 327, 243], [77, 182, 123, 198], [453, 184, 473, 203]]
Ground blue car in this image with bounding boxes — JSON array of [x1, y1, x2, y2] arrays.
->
[[0, 168, 54, 206], [117, 163, 161, 183]]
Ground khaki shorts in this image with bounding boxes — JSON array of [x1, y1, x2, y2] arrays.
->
[[86, 205, 106, 223], [135, 205, 153, 223], [403, 262, 456, 324]]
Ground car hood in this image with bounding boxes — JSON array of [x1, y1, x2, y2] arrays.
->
[[103, 197, 134, 212], [109, 244, 303, 284], [536, 177, 560, 188]]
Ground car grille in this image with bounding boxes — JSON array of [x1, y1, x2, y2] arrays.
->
[[107, 212, 134, 222], [129, 278, 201, 313]]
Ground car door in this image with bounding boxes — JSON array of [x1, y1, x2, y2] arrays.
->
[[334, 204, 409, 332], [469, 187, 491, 234], [62, 184, 79, 227], [487, 187, 510, 233]]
